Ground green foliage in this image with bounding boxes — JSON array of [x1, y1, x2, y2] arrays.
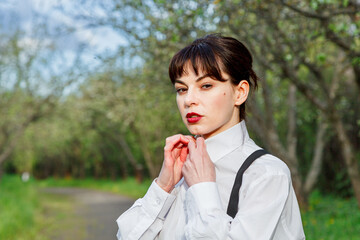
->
[[303, 190, 360, 239], [0, 18, 89, 177], [352, 57, 360, 66]]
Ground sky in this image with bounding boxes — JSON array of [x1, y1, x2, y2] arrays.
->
[[0, 0, 134, 95], [0, 0, 132, 94], [0, 0, 128, 55]]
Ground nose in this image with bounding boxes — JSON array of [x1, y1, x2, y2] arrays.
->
[[184, 88, 199, 107]]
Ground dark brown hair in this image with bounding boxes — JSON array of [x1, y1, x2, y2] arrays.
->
[[169, 33, 258, 120]]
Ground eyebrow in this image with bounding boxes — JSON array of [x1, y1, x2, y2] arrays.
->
[[174, 74, 211, 85]]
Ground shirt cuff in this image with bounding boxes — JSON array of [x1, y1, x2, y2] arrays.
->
[[185, 182, 222, 220], [142, 179, 176, 220]]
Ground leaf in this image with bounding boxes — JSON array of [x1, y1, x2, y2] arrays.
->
[[310, 0, 318, 10], [316, 53, 326, 63]]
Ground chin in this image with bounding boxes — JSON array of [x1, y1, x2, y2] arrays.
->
[[186, 125, 207, 136]]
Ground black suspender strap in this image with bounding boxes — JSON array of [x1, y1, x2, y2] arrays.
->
[[226, 149, 268, 218]]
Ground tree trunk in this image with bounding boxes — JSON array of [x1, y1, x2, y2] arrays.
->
[[117, 135, 134, 179], [0, 146, 14, 167], [0, 129, 24, 166], [353, 64, 360, 93], [117, 134, 145, 182], [141, 144, 158, 179], [331, 111, 360, 207], [286, 84, 308, 208], [304, 119, 327, 195], [287, 84, 297, 159], [130, 123, 160, 180], [118, 154, 128, 179]]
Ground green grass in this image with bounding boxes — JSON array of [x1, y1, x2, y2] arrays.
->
[[1, 174, 360, 239], [0, 175, 47, 240], [302, 190, 360, 240], [37, 176, 152, 199], [0, 175, 151, 240]]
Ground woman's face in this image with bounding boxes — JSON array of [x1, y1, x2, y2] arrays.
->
[[174, 66, 244, 139]]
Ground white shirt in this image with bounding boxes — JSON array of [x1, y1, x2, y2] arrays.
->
[[116, 121, 305, 240]]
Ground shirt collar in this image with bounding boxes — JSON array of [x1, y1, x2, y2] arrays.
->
[[205, 121, 249, 163]]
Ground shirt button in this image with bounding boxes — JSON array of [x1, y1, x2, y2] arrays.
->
[[156, 198, 161, 205]]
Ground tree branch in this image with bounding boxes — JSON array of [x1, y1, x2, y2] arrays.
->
[[280, 0, 359, 19], [281, 62, 328, 112], [304, 118, 327, 194], [279, 0, 327, 20], [300, 59, 330, 97]]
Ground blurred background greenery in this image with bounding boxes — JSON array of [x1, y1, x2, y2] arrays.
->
[[0, 0, 359, 239]]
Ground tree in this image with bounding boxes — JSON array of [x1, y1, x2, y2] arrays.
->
[[83, 68, 187, 179], [64, 0, 213, 178], [213, 0, 360, 207], [62, 0, 359, 207], [0, 19, 88, 176]]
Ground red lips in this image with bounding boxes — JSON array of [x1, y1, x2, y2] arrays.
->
[[186, 112, 203, 123]]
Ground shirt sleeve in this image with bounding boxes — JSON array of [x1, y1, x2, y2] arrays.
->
[[116, 180, 176, 240], [184, 173, 290, 240]]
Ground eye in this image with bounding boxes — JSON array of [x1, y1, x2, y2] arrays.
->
[[201, 84, 212, 89], [176, 87, 187, 94]]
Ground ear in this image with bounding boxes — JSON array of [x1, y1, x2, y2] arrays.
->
[[234, 80, 249, 106]]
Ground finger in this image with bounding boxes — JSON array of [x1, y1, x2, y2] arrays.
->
[[179, 146, 188, 162], [197, 137, 209, 158], [184, 135, 196, 143], [196, 137, 205, 150], [164, 134, 189, 152], [174, 142, 184, 150], [167, 134, 188, 143], [187, 139, 196, 156], [173, 136, 190, 158], [164, 135, 182, 163], [180, 135, 191, 144], [182, 156, 192, 172], [175, 135, 191, 150], [165, 134, 185, 146]]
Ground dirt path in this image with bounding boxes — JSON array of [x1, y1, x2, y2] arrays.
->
[[40, 187, 135, 240]]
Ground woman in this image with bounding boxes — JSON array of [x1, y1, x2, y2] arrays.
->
[[116, 34, 305, 240]]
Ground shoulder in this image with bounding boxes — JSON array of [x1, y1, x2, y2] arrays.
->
[[241, 153, 292, 198], [254, 153, 290, 177], [242, 141, 291, 181]]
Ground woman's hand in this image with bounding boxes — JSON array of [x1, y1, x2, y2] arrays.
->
[[182, 137, 216, 187], [157, 134, 193, 192]]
